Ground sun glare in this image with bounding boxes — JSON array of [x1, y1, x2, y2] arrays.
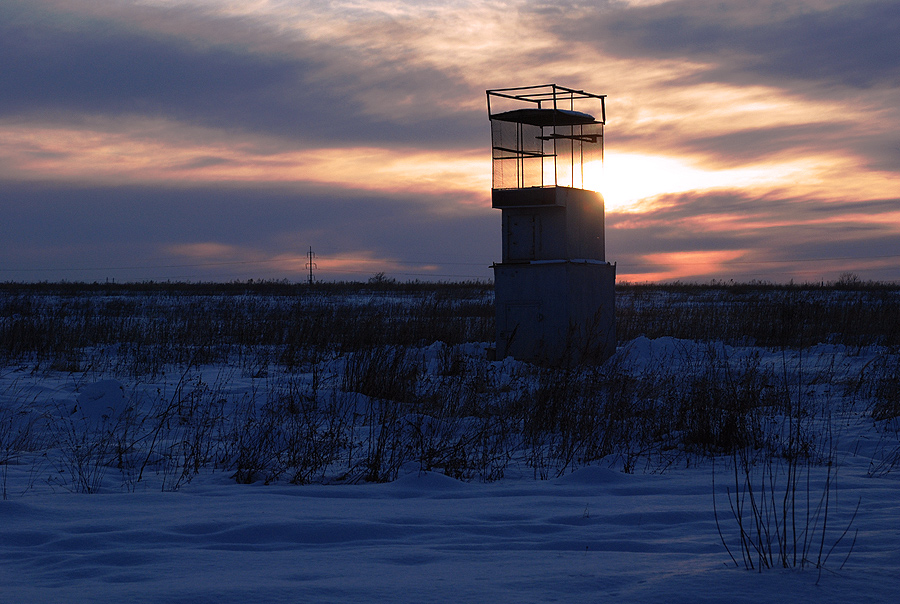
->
[[593, 152, 814, 212]]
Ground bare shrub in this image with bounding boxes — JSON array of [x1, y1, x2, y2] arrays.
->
[[226, 373, 351, 485], [48, 410, 120, 494], [713, 354, 859, 575], [342, 347, 419, 405], [867, 355, 900, 421], [715, 448, 858, 575]]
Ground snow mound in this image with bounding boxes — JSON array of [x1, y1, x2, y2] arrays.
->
[[388, 470, 469, 496], [555, 466, 630, 486], [73, 379, 129, 422], [612, 336, 730, 374]]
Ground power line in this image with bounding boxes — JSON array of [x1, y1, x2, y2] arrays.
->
[[3, 252, 899, 278], [0, 257, 491, 273]]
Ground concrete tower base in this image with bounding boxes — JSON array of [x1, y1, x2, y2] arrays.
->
[[493, 260, 615, 364]]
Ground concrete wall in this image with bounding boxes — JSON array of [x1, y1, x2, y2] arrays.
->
[[492, 186, 614, 364], [493, 261, 616, 363], [496, 188, 605, 263]]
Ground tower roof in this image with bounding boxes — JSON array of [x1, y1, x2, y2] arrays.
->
[[489, 108, 597, 127]]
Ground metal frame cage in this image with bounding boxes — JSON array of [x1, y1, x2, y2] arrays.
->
[[486, 84, 606, 191]]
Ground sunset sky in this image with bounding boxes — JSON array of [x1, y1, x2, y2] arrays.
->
[[2, 0, 899, 283]]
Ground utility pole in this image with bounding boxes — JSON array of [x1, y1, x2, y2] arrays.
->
[[306, 246, 317, 285]]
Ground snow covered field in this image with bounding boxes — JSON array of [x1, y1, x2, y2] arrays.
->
[[2, 285, 900, 602], [4, 459, 898, 604]]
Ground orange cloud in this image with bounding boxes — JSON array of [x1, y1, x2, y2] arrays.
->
[[620, 249, 750, 282], [0, 118, 490, 203], [164, 242, 437, 279]]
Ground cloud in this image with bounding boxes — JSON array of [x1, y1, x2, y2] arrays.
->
[[0, 1, 485, 149], [560, 0, 900, 90], [0, 117, 491, 200], [0, 180, 497, 281], [608, 188, 900, 281], [679, 123, 843, 165], [3, 1, 900, 283]]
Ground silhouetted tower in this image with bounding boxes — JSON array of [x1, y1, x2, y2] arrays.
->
[[487, 84, 615, 363]]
